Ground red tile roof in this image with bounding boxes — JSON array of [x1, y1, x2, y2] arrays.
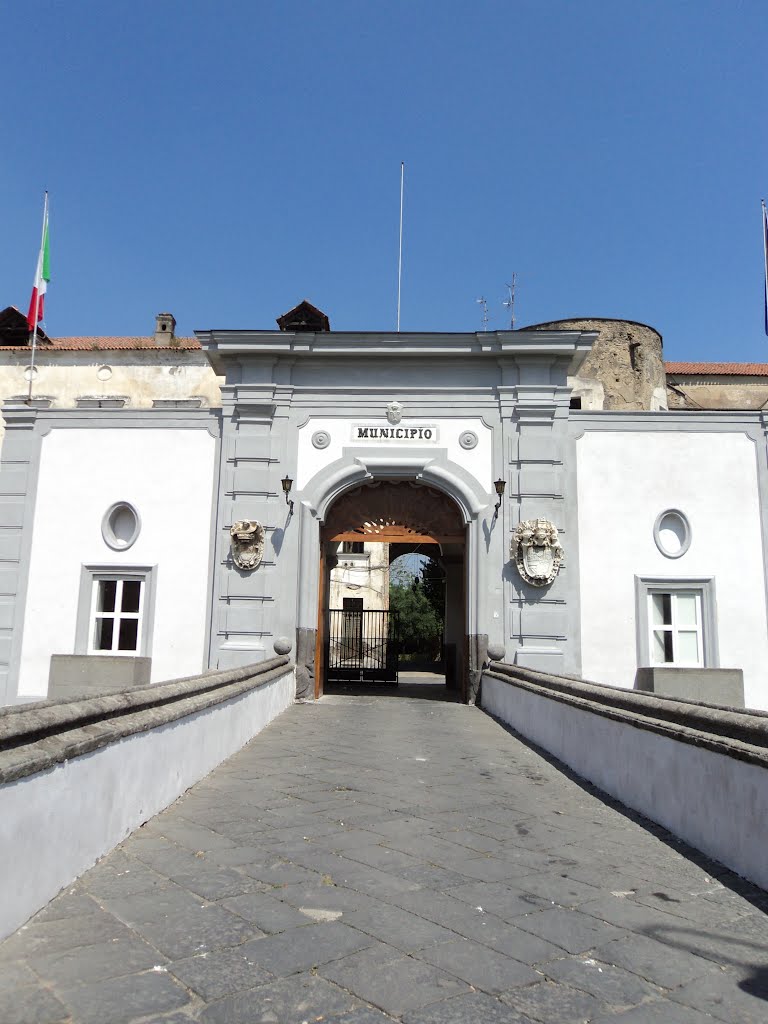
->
[[665, 362, 768, 377], [0, 337, 201, 352]]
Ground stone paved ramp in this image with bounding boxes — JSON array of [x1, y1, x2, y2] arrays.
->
[[2, 696, 768, 1023]]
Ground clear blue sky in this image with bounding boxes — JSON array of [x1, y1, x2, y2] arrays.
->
[[3, 1, 768, 361]]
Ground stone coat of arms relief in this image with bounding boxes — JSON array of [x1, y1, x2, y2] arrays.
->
[[230, 519, 266, 570], [511, 518, 563, 587], [385, 401, 403, 425]]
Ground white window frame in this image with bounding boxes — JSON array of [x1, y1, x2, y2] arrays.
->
[[648, 589, 703, 666], [75, 565, 157, 657], [634, 576, 718, 669]]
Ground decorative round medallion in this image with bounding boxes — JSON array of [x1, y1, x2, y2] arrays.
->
[[459, 430, 478, 450], [653, 509, 691, 559], [97, 365, 113, 382], [102, 501, 141, 551], [312, 430, 331, 449]]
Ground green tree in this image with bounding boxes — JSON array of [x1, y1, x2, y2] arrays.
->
[[419, 557, 445, 629], [389, 578, 442, 661]]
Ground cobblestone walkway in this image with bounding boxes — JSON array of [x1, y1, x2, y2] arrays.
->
[[2, 694, 768, 1023]]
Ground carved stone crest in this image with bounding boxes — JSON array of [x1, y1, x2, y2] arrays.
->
[[386, 401, 403, 425], [511, 518, 563, 587], [230, 519, 265, 570]]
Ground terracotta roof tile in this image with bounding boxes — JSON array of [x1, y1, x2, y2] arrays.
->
[[0, 337, 201, 352], [665, 361, 768, 376]]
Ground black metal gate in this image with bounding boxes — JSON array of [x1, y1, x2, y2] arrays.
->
[[325, 608, 399, 684]]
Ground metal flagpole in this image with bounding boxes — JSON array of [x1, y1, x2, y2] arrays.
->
[[762, 200, 768, 337], [27, 191, 48, 404], [397, 162, 404, 332]]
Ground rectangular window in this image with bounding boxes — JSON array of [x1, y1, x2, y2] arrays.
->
[[76, 565, 156, 657], [341, 597, 364, 659], [649, 589, 702, 666], [91, 577, 144, 654], [635, 576, 717, 669], [341, 541, 365, 554]]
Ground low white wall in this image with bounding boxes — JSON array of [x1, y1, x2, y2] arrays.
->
[[0, 668, 294, 941], [482, 674, 768, 891]]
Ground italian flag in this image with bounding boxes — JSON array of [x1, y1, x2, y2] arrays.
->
[[27, 194, 50, 332]]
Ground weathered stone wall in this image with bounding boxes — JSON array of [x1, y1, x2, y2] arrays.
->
[[527, 318, 667, 411], [0, 350, 222, 411], [667, 377, 768, 410]]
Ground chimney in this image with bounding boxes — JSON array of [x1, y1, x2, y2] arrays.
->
[[154, 312, 176, 345]]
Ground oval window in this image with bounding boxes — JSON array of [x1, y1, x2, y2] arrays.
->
[[102, 502, 141, 551], [653, 509, 691, 559]]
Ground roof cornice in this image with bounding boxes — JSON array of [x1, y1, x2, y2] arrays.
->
[[196, 328, 598, 375]]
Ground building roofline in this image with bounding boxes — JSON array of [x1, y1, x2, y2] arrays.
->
[[666, 361, 768, 377]]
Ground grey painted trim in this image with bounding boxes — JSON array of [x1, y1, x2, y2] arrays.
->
[[151, 399, 204, 409], [197, 328, 597, 376], [634, 575, 718, 669], [204, 413, 225, 669], [755, 418, 768, 659], [561, 425, 582, 675], [75, 564, 157, 658], [5, 405, 222, 437], [300, 447, 492, 523], [5, 397, 51, 408], [1, 408, 43, 705], [76, 397, 129, 409], [569, 410, 762, 435], [101, 502, 141, 552], [653, 509, 691, 559]]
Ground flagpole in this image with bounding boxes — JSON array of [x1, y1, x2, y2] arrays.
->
[[27, 192, 48, 404], [397, 162, 404, 332], [762, 200, 768, 337]]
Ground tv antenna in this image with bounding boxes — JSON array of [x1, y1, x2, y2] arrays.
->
[[476, 296, 489, 332], [503, 273, 517, 329]]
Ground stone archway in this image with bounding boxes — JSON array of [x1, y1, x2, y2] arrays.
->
[[315, 481, 467, 700]]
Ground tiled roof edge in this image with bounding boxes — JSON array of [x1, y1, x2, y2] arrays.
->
[[0, 337, 201, 352], [665, 362, 768, 376]]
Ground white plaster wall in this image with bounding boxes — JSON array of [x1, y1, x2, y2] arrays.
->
[[296, 417, 492, 491], [576, 431, 768, 709], [482, 675, 768, 891], [18, 427, 216, 697], [329, 543, 390, 611], [0, 669, 294, 940]]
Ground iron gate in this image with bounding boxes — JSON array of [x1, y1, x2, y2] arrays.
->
[[325, 609, 399, 684]]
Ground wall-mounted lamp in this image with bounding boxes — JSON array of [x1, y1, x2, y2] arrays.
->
[[492, 478, 506, 521], [281, 476, 294, 516]]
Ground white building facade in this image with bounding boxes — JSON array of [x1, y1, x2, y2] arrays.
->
[[2, 320, 766, 709]]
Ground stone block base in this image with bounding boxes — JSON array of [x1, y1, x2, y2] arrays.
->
[[634, 667, 745, 708], [48, 655, 152, 700]]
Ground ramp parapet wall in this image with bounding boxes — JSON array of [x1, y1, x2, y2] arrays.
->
[[482, 663, 768, 891], [0, 657, 295, 940]]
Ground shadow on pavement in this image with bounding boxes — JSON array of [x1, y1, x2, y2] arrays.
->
[[323, 671, 461, 703]]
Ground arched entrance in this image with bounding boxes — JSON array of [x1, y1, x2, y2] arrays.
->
[[315, 481, 467, 700]]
